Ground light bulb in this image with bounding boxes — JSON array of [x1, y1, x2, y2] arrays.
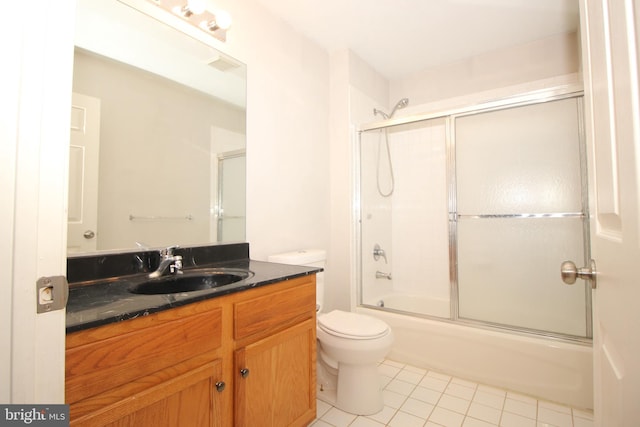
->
[[187, 0, 206, 15], [215, 10, 232, 30]]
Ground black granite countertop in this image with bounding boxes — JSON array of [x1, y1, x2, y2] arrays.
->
[[66, 259, 320, 334]]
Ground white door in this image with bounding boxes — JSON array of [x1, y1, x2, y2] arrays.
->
[[68, 93, 101, 253], [580, 0, 640, 425]]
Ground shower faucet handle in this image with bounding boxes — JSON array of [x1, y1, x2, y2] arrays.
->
[[373, 244, 387, 263]]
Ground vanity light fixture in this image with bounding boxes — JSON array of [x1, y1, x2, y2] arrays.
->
[[200, 10, 232, 32], [145, 0, 231, 42], [187, 0, 206, 14], [173, 5, 194, 18], [173, 0, 206, 17]]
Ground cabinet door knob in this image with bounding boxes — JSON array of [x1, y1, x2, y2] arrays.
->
[[240, 368, 250, 378], [215, 381, 226, 392]]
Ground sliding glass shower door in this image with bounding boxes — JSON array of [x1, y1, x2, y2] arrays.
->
[[453, 97, 590, 338], [357, 91, 590, 341], [359, 119, 451, 318]]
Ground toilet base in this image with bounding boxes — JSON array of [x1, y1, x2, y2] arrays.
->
[[336, 362, 384, 415], [316, 359, 384, 415]]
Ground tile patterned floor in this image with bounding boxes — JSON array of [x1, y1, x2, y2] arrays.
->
[[309, 359, 594, 427]]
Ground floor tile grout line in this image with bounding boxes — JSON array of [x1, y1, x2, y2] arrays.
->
[[379, 361, 408, 426], [389, 361, 449, 426], [496, 388, 507, 427], [464, 382, 487, 426]]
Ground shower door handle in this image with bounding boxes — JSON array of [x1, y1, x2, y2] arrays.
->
[[560, 260, 597, 289]]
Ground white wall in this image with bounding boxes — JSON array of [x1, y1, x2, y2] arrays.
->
[[212, 0, 331, 262], [390, 31, 580, 106], [329, 52, 390, 311], [326, 50, 353, 312]]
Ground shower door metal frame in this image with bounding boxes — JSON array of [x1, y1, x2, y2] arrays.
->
[[215, 148, 246, 242], [448, 93, 592, 343], [357, 84, 592, 344]]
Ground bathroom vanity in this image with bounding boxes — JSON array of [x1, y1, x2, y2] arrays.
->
[[65, 243, 318, 426]]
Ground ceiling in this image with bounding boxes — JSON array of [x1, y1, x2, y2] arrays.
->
[[252, 0, 580, 80]]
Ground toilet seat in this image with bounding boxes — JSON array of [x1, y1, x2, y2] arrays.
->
[[318, 310, 389, 340]]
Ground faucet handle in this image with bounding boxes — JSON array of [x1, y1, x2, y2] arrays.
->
[[373, 244, 388, 264], [170, 256, 184, 274], [160, 245, 180, 257]]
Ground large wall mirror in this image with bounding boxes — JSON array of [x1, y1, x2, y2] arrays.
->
[[69, 0, 246, 254]]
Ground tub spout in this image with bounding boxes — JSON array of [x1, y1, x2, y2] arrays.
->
[[375, 271, 392, 280]]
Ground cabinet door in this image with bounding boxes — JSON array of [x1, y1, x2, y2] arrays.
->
[[72, 360, 224, 427], [235, 319, 316, 427]]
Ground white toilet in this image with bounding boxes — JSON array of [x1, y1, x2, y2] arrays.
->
[[268, 249, 394, 415]]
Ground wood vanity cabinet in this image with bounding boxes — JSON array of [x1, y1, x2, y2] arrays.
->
[[233, 280, 317, 426], [66, 275, 317, 427]]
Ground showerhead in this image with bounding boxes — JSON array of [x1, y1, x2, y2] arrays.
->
[[389, 98, 409, 117], [373, 98, 409, 120]]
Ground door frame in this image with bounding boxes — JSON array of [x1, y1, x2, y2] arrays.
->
[[1, 0, 76, 403]]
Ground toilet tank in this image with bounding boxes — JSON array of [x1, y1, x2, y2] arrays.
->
[[267, 249, 326, 312]]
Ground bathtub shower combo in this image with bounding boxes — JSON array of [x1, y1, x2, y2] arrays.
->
[[356, 87, 593, 409]]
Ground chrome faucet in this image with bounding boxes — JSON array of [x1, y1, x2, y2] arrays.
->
[[373, 244, 388, 263], [375, 271, 392, 280], [148, 245, 183, 279]]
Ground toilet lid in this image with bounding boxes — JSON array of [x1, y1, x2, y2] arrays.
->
[[318, 310, 389, 339]]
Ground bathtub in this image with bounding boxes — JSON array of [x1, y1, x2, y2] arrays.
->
[[356, 296, 593, 410]]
